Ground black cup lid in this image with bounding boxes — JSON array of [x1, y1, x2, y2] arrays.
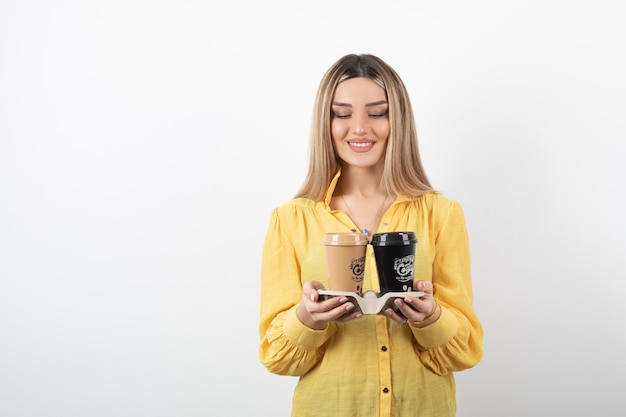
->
[[370, 231, 417, 246]]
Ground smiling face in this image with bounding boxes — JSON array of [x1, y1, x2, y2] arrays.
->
[[331, 77, 390, 169]]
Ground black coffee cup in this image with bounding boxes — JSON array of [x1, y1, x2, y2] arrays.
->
[[371, 232, 418, 293]]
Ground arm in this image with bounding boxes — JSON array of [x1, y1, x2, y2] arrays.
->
[[409, 199, 484, 375], [258, 208, 343, 376]]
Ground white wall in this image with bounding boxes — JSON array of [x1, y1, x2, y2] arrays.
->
[[1, 1, 624, 416]]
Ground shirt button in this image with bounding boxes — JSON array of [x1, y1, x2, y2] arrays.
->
[[382, 387, 389, 394], [381, 346, 387, 352]]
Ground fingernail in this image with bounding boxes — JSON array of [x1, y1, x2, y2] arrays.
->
[[339, 297, 348, 303], [345, 303, 354, 311], [310, 293, 316, 301]]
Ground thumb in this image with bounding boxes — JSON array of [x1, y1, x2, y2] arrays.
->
[[418, 280, 433, 293], [303, 280, 324, 301]]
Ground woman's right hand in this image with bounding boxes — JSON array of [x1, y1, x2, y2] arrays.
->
[[296, 280, 362, 330]]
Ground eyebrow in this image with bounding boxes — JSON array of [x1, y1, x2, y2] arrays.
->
[[331, 100, 388, 107]]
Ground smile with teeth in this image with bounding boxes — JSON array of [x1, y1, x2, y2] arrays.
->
[[348, 140, 374, 147]]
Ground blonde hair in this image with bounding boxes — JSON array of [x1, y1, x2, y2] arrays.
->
[[295, 54, 434, 200]]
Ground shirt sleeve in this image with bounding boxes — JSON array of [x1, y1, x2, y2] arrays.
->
[[409, 198, 484, 375], [258, 207, 337, 376]]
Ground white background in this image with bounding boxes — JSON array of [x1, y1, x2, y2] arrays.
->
[[1, 1, 625, 416]]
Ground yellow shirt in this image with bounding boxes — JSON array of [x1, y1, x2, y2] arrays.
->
[[259, 173, 483, 417]]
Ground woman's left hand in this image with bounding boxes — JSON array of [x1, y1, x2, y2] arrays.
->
[[383, 280, 439, 325]]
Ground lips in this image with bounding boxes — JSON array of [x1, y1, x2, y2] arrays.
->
[[347, 139, 375, 152]]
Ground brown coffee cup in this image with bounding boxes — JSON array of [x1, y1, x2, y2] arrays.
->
[[323, 232, 369, 295]]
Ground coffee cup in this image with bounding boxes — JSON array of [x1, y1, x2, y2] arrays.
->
[[323, 232, 369, 295], [370, 232, 418, 293]]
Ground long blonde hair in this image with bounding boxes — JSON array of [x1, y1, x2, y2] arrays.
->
[[295, 54, 434, 200]]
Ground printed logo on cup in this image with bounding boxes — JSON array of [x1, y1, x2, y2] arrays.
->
[[350, 256, 365, 283], [393, 254, 414, 283]]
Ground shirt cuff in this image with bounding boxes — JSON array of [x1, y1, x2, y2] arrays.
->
[[283, 306, 338, 349], [409, 305, 459, 348]]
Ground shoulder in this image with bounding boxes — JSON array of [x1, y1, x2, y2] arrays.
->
[[274, 197, 319, 214], [400, 192, 466, 224], [264, 197, 328, 243], [269, 197, 323, 223], [408, 192, 463, 212]]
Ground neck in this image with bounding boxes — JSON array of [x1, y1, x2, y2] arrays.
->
[[338, 193, 390, 237], [337, 164, 385, 198]]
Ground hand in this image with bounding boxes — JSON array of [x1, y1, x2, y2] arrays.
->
[[383, 280, 439, 326], [296, 281, 362, 330]]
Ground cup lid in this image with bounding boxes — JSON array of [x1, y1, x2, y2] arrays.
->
[[323, 232, 369, 246], [370, 231, 417, 246]]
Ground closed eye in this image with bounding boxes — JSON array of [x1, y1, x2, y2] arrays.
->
[[333, 113, 386, 119]]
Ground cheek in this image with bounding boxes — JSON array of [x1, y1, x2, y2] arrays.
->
[[375, 123, 390, 140], [331, 121, 346, 141]]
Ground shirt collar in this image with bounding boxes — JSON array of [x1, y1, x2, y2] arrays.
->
[[324, 170, 342, 207], [323, 169, 415, 206]]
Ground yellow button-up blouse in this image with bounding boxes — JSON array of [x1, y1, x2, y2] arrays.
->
[[259, 173, 483, 417]]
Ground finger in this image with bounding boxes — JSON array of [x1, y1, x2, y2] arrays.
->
[[303, 281, 325, 301], [384, 307, 408, 324], [314, 300, 357, 323], [303, 290, 321, 303], [393, 299, 413, 321], [396, 296, 436, 322], [334, 306, 363, 322], [307, 296, 351, 314], [417, 280, 433, 294]]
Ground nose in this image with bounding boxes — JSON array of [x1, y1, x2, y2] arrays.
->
[[353, 113, 368, 134]]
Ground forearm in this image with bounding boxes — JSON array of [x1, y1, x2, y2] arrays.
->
[[259, 306, 337, 376], [410, 304, 483, 375]]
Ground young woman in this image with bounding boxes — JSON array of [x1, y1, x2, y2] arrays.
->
[[259, 54, 483, 417]]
